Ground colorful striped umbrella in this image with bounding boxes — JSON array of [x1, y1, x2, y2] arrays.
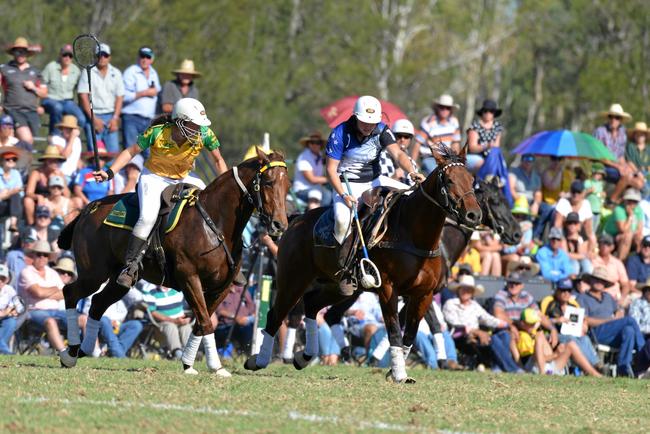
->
[[512, 130, 616, 161]]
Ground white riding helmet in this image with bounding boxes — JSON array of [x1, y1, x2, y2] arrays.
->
[[392, 119, 415, 136], [353, 95, 382, 124], [172, 98, 211, 127]]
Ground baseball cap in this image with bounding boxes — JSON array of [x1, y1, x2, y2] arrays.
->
[[522, 154, 535, 162], [0, 115, 14, 126], [556, 278, 573, 291], [35, 205, 50, 218], [548, 227, 564, 240], [307, 189, 322, 201], [48, 175, 65, 188], [642, 235, 650, 247], [0, 264, 10, 280], [598, 233, 614, 245], [506, 272, 523, 285], [21, 227, 38, 244], [570, 180, 584, 193], [520, 308, 541, 325], [60, 44, 73, 55], [97, 43, 111, 55], [565, 212, 580, 224], [138, 46, 154, 59]]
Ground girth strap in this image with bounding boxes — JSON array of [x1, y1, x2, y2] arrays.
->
[[195, 199, 235, 270], [376, 240, 441, 258]]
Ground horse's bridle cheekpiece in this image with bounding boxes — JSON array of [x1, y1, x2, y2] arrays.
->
[[420, 161, 473, 220], [233, 161, 287, 228]]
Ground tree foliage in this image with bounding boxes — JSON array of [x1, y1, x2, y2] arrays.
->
[[1, 0, 648, 165]]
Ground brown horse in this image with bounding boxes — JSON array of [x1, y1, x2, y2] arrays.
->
[[244, 145, 481, 382], [58, 148, 289, 375]]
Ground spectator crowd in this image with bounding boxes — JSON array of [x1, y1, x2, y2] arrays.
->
[[0, 35, 649, 380]]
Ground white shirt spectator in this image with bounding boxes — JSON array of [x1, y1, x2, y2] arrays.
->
[[555, 197, 593, 222], [292, 148, 324, 193], [49, 135, 81, 179], [443, 298, 505, 332]]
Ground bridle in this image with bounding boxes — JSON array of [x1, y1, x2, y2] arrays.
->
[[232, 160, 287, 228], [474, 182, 504, 235], [419, 161, 474, 220]]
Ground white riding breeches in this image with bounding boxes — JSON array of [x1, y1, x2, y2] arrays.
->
[[132, 168, 206, 239], [333, 175, 409, 244]]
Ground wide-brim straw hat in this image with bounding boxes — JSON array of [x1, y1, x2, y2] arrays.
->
[[54, 257, 77, 278], [448, 274, 485, 295], [5, 37, 38, 56], [29, 240, 53, 256], [584, 266, 614, 288], [600, 103, 631, 121], [432, 94, 460, 110], [0, 145, 32, 170], [38, 145, 66, 162], [299, 131, 326, 146], [55, 115, 80, 130], [506, 256, 540, 276], [172, 59, 201, 77], [628, 122, 649, 140]]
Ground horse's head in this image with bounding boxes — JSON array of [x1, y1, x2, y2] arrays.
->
[[425, 144, 482, 226], [475, 177, 522, 245], [236, 147, 290, 237]]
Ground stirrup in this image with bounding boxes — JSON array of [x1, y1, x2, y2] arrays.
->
[[116, 263, 139, 288]]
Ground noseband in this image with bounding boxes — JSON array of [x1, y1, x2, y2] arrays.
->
[[419, 161, 474, 219], [233, 161, 287, 227], [475, 185, 503, 234]]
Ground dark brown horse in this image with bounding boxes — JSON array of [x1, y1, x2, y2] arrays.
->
[[58, 148, 289, 375], [244, 146, 481, 382]]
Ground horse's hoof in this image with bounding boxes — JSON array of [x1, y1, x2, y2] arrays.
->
[[402, 377, 417, 384], [385, 369, 415, 384], [293, 351, 313, 370], [184, 367, 199, 375], [214, 367, 232, 378], [244, 356, 261, 371], [59, 349, 77, 368]]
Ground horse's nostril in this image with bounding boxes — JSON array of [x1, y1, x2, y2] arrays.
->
[[466, 212, 478, 223], [514, 231, 522, 241]]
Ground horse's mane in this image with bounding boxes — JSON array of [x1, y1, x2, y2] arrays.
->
[[435, 143, 465, 165]]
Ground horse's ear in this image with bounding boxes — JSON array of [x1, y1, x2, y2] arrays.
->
[[431, 144, 446, 165], [459, 142, 468, 160], [255, 146, 270, 164]]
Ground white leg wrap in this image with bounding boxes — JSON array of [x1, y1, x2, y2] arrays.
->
[[66, 309, 80, 346], [255, 330, 275, 368], [282, 327, 297, 359], [202, 334, 222, 371], [330, 324, 348, 348], [433, 333, 447, 360], [182, 333, 202, 367], [372, 335, 390, 361], [390, 346, 407, 382], [81, 318, 101, 355], [304, 318, 319, 357], [402, 344, 412, 360]]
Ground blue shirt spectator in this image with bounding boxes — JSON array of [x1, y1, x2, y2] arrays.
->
[[536, 227, 572, 283], [626, 235, 650, 288]]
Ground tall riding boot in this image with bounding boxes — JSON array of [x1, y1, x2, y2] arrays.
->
[[336, 238, 357, 296], [116, 235, 148, 288]]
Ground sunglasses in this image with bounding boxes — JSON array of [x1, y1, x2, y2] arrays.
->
[[139, 54, 153, 59], [3, 157, 17, 162], [609, 115, 622, 120], [12, 49, 28, 56], [99, 52, 110, 58], [61, 53, 73, 58], [395, 134, 413, 140], [557, 287, 572, 292], [437, 105, 452, 111], [36, 214, 50, 219], [35, 252, 49, 258], [522, 157, 535, 162], [57, 270, 74, 277]]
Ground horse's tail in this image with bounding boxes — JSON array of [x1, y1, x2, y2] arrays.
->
[[58, 214, 80, 250]]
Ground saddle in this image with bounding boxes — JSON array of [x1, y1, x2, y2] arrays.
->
[[313, 187, 403, 273], [103, 183, 200, 275]]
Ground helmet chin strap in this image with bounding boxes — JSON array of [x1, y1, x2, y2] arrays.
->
[[176, 118, 201, 145]]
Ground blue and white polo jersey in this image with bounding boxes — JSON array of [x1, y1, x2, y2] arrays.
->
[[326, 117, 396, 183]]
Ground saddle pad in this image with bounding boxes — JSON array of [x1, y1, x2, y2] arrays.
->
[[313, 207, 337, 248], [103, 187, 198, 234]]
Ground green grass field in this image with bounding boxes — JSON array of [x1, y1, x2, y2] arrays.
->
[[1, 355, 649, 433]]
